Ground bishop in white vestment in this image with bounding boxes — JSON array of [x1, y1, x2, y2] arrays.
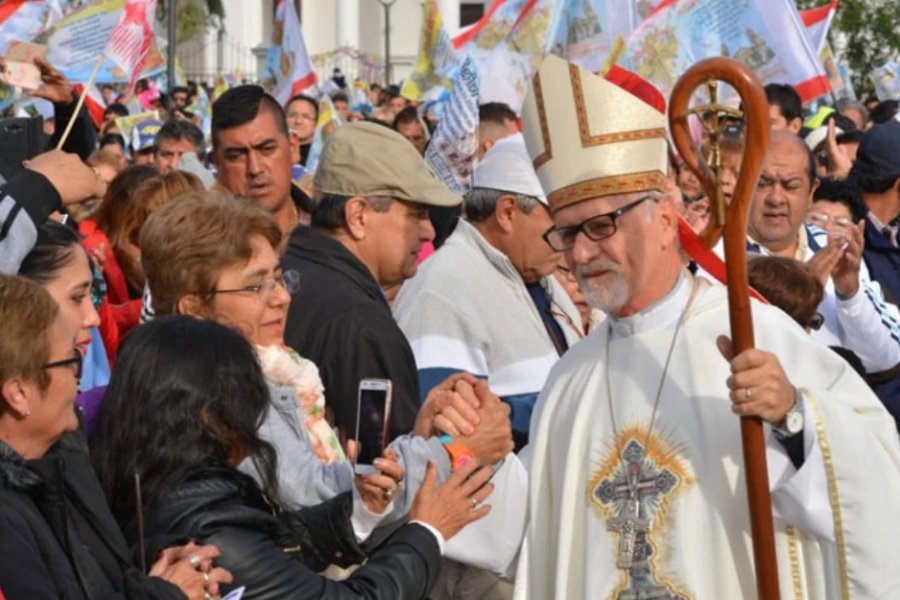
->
[[512, 56, 900, 599]]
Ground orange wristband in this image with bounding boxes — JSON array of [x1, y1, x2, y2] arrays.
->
[[439, 435, 475, 470]]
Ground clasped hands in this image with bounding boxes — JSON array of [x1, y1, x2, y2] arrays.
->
[[414, 372, 514, 465]]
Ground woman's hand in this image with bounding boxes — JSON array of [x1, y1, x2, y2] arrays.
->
[[355, 448, 404, 514], [409, 458, 494, 541], [149, 542, 233, 600]]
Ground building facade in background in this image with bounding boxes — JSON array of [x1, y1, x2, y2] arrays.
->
[[178, 0, 488, 85]]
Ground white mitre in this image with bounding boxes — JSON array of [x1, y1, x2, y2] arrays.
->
[[521, 55, 669, 214]]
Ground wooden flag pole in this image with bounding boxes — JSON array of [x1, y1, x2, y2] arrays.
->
[[56, 53, 105, 150], [668, 57, 779, 599]]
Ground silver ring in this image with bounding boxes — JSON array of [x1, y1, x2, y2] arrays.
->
[[744, 388, 752, 400], [204, 594, 213, 600], [385, 488, 393, 499], [471, 497, 478, 509], [203, 571, 210, 587], [188, 553, 202, 570]]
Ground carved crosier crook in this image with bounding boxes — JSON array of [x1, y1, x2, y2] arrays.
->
[[669, 58, 779, 600]]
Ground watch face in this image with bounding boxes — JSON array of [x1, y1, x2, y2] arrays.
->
[[786, 410, 804, 434]]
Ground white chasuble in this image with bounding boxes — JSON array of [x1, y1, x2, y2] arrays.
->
[[515, 278, 900, 600]]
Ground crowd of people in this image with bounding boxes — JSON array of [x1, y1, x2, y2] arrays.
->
[[0, 48, 899, 600]]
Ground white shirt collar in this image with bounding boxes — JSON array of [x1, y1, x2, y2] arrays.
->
[[607, 271, 690, 339]]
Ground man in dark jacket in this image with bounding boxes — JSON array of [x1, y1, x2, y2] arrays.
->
[[850, 120, 900, 304], [282, 122, 462, 440]]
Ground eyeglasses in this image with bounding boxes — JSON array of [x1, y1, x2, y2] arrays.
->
[[542, 196, 655, 252], [43, 349, 83, 380], [209, 270, 301, 299], [808, 312, 825, 331], [805, 211, 852, 229]]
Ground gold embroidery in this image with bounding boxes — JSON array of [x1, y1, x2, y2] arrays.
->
[[531, 72, 553, 169], [568, 63, 666, 148], [785, 526, 803, 600], [587, 425, 695, 600], [807, 391, 849, 600], [548, 170, 667, 213]]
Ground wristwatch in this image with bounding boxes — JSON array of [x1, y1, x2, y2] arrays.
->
[[772, 390, 805, 439]]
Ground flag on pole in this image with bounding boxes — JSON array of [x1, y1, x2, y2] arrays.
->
[[800, 0, 839, 54], [401, 0, 461, 103], [103, 0, 157, 95], [263, 0, 317, 105]]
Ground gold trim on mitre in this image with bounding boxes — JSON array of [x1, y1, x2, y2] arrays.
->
[[548, 170, 668, 212], [531, 70, 553, 169], [522, 56, 668, 214]]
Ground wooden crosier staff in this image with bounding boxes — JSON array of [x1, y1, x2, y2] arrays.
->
[[668, 58, 778, 599]]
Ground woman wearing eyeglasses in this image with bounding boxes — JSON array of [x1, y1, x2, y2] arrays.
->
[[0, 274, 231, 600], [135, 191, 493, 528]]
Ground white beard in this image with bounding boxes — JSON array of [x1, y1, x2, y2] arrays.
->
[[576, 259, 629, 314]]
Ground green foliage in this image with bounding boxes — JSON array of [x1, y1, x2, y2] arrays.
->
[[795, 0, 900, 93], [156, 0, 225, 44]]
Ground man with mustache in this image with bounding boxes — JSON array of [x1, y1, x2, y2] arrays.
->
[[513, 56, 900, 598], [741, 131, 900, 427]]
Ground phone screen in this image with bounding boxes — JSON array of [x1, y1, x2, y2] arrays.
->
[[355, 382, 391, 469]]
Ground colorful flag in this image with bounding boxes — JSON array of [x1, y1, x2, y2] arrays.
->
[[543, 0, 638, 73], [40, 0, 165, 85], [304, 95, 342, 173], [104, 0, 156, 95], [618, 0, 830, 103], [211, 73, 229, 103], [0, 0, 62, 55], [401, 0, 461, 103], [425, 56, 480, 194], [458, 0, 555, 112], [800, 0, 838, 54], [263, 0, 317, 105]]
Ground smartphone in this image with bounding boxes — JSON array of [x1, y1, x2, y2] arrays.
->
[[354, 378, 392, 475]]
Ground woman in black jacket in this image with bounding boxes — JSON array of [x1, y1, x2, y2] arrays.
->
[[92, 316, 495, 600], [0, 274, 228, 600]]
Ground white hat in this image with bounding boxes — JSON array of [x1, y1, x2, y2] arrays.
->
[[472, 132, 547, 204], [521, 56, 668, 213]]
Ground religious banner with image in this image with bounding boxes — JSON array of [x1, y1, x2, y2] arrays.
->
[[457, 0, 555, 113], [35, 0, 164, 84], [425, 56, 480, 195], [543, 0, 639, 73], [617, 0, 830, 103]]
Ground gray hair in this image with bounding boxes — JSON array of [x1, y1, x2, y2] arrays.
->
[[464, 188, 543, 222]]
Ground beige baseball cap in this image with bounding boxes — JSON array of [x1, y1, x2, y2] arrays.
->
[[313, 121, 462, 207]]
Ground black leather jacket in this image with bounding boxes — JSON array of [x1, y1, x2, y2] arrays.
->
[[0, 435, 184, 600], [141, 464, 442, 600]]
